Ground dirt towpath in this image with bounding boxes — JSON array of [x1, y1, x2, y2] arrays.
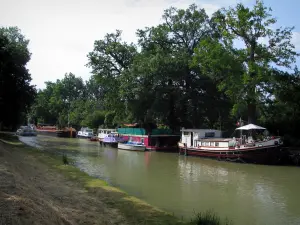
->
[[0, 138, 182, 225]]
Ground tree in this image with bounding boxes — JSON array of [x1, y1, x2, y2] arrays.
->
[[130, 4, 232, 129], [0, 27, 36, 129], [87, 30, 137, 120], [193, 0, 298, 123]]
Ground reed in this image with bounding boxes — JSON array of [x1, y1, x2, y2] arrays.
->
[[189, 210, 232, 225], [62, 154, 69, 165]]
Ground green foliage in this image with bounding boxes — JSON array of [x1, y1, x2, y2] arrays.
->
[[30, 74, 107, 129], [30, 1, 300, 142], [193, 1, 298, 123], [0, 26, 36, 129], [86, 4, 233, 131]]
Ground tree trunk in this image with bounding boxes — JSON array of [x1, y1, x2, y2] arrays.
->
[[247, 102, 256, 124]]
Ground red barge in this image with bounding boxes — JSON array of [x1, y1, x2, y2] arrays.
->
[[35, 124, 77, 138], [178, 124, 288, 165]]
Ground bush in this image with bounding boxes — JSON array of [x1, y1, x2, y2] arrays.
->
[[189, 210, 232, 225], [62, 154, 69, 165]]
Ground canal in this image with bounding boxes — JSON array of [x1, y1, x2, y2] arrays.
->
[[20, 135, 300, 225]]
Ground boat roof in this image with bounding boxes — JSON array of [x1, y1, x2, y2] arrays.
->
[[196, 138, 232, 142], [180, 129, 221, 132], [98, 128, 116, 131], [236, 124, 265, 130]]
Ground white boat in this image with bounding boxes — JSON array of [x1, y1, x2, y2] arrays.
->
[[178, 123, 287, 164], [118, 142, 146, 151], [97, 128, 117, 142], [16, 126, 37, 136], [77, 127, 94, 138]]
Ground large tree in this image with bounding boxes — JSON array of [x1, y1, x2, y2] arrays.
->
[[130, 4, 232, 129], [193, 0, 298, 123], [0, 27, 36, 129], [87, 30, 137, 122]]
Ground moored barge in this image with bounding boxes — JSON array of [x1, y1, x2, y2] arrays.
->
[[178, 124, 288, 165]]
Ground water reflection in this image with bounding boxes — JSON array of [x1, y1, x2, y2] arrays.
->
[[19, 136, 300, 225]]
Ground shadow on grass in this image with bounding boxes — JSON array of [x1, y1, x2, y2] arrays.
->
[[1, 133, 233, 225]]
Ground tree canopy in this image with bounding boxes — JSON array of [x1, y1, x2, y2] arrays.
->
[[28, 1, 300, 143], [0, 27, 36, 129], [192, 0, 298, 123]]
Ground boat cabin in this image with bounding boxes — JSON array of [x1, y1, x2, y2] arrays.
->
[[97, 128, 117, 139], [180, 129, 222, 148]]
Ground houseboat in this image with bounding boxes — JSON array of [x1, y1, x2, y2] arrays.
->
[[35, 124, 57, 136], [16, 126, 37, 136], [102, 132, 124, 147], [97, 128, 117, 142], [117, 128, 180, 152], [35, 124, 76, 138], [178, 124, 288, 165], [77, 127, 94, 138]]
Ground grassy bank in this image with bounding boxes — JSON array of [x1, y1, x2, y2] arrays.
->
[[0, 133, 232, 225]]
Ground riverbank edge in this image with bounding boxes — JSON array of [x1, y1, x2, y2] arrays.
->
[[0, 133, 186, 225]]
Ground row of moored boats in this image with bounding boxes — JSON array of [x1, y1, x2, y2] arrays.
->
[[16, 123, 288, 165]]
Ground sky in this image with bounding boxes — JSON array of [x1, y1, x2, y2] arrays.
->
[[0, 0, 299, 89]]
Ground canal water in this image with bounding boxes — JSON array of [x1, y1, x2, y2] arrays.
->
[[20, 135, 300, 225]]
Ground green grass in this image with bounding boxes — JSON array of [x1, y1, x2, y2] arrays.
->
[[0, 132, 22, 145], [0, 133, 233, 225]]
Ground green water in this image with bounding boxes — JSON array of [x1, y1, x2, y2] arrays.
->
[[20, 135, 300, 225]]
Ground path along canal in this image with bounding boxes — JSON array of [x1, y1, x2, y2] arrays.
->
[[19, 135, 300, 225]]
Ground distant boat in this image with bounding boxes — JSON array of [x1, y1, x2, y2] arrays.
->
[[178, 124, 287, 165], [89, 135, 99, 142], [35, 124, 77, 138], [35, 124, 57, 136], [77, 127, 94, 138], [16, 126, 37, 136]]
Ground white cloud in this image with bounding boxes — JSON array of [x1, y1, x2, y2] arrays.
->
[[0, 0, 249, 89]]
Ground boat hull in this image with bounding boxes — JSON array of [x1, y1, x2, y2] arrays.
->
[[118, 143, 146, 151], [179, 146, 289, 165], [102, 142, 118, 148], [36, 130, 57, 137], [56, 130, 77, 138], [146, 146, 178, 152], [77, 135, 93, 139]]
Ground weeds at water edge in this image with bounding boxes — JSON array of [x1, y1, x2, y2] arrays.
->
[[62, 154, 69, 165], [188, 210, 233, 225]]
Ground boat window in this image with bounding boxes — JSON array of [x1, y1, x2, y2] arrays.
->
[[141, 138, 144, 144], [215, 142, 219, 147], [210, 142, 214, 146], [183, 132, 189, 136], [205, 132, 215, 137]]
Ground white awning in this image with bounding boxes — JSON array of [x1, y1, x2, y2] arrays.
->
[[235, 124, 266, 130]]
